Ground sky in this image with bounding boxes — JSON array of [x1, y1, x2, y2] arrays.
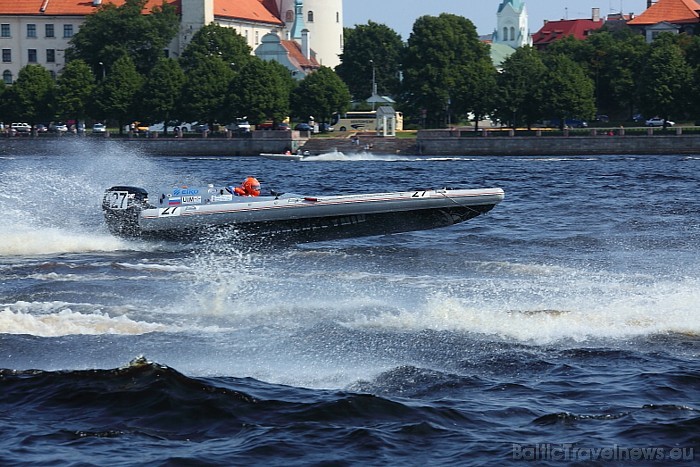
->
[[342, 0, 650, 39]]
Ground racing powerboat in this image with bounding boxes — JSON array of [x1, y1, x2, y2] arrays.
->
[[102, 184, 504, 242]]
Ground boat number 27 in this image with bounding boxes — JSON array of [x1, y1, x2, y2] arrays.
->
[[159, 207, 180, 217], [411, 191, 429, 198], [107, 191, 130, 209]]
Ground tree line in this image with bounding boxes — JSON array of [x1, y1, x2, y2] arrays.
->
[[339, 16, 700, 129], [1, 0, 699, 131]]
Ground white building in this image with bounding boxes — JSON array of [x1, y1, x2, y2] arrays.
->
[[492, 0, 530, 48], [0, 0, 343, 84], [485, 0, 531, 69], [275, 0, 343, 68]]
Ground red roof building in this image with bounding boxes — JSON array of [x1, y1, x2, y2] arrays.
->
[[531, 9, 605, 49], [627, 0, 700, 41], [0, 0, 338, 83], [628, 0, 700, 25]]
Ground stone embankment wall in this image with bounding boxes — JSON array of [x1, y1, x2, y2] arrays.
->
[[0, 131, 307, 157], [416, 128, 700, 156], [3, 129, 699, 156]]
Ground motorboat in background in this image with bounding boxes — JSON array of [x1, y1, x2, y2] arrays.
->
[[260, 152, 306, 161]]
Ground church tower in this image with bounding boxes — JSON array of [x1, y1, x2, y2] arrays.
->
[[277, 0, 343, 68], [493, 0, 531, 48]]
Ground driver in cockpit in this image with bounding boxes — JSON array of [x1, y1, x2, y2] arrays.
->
[[227, 177, 261, 196]]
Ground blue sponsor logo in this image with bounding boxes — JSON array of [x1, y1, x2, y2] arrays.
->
[[173, 188, 199, 196]]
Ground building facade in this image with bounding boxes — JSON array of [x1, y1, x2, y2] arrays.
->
[[531, 8, 605, 49], [627, 0, 700, 42], [0, 0, 343, 84], [492, 0, 531, 48]]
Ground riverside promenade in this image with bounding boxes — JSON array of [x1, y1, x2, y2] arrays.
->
[[2, 128, 699, 156]]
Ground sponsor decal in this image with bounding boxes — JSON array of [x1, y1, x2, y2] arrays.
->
[[173, 188, 199, 196], [159, 206, 180, 217], [181, 196, 202, 204], [211, 194, 233, 202]]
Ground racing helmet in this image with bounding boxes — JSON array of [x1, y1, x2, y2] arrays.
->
[[242, 177, 261, 196]]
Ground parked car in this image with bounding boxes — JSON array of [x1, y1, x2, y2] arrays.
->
[[49, 122, 68, 133], [227, 118, 251, 134], [192, 123, 209, 132], [34, 123, 48, 133], [11, 122, 31, 133], [294, 123, 313, 131], [645, 117, 674, 127], [319, 122, 334, 132], [92, 123, 107, 133], [257, 121, 290, 131]]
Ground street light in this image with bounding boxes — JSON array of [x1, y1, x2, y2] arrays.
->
[[369, 59, 377, 110], [98, 61, 105, 79]]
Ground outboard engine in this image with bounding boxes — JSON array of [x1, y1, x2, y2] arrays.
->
[[102, 186, 151, 237]]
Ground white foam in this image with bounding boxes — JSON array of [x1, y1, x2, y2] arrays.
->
[[0, 302, 167, 336], [303, 150, 413, 162], [0, 224, 134, 256], [0, 141, 171, 257], [347, 278, 700, 344]]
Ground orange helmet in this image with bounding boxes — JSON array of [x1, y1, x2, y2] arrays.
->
[[241, 177, 261, 196]]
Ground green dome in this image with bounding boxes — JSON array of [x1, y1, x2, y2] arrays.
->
[[498, 0, 525, 14]]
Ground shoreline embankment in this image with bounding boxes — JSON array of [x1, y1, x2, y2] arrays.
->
[[2, 129, 699, 156]]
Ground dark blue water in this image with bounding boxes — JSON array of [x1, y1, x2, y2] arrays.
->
[[1, 141, 698, 465]]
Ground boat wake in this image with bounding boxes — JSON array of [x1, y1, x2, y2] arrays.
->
[[303, 150, 414, 162], [0, 302, 167, 336], [345, 276, 700, 344], [0, 141, 174, 256], [1, 223, 133, 256]]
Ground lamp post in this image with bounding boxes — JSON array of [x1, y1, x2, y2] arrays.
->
[[446, 97, 451, 127], [98, 61, 105, 80], [370, 59, 377, 110]]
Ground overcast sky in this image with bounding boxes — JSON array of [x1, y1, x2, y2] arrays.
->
[[342, 0, 650, 39]]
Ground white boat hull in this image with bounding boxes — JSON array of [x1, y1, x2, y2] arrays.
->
[[102, 186, 504, 243]]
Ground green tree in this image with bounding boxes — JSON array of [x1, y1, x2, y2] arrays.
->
[[55, 59, 96, 124], [400, 14, 490, 128], [137, 57, 185, 134], [91, 55, 143, 133], [291, 66, 351, 124], [549, 29, 648, 120], [453, 56, 497, 131], [588, 30, 647, 120], [179, 56, 235, 127], [1, 65, 55, 126], [229, 58, 291, 125], [179, 23, 252, 72], [493, 46, 546, 129], [638, 33, 692, 125], [336, 22, 404, 100], [683, 35, 700, 122], [66, 0, 179, 76], [542, 54, 595, 129]]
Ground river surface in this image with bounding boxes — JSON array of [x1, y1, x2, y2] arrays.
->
[[1, 140, 698, 465]]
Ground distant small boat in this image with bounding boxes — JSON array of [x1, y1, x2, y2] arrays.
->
[[261, 152, 306, 161], [102, 184, 505, 243]]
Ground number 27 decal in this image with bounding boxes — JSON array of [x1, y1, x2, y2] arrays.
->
[[412, 191, 428, 197], [159, 207, 180, 217]]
